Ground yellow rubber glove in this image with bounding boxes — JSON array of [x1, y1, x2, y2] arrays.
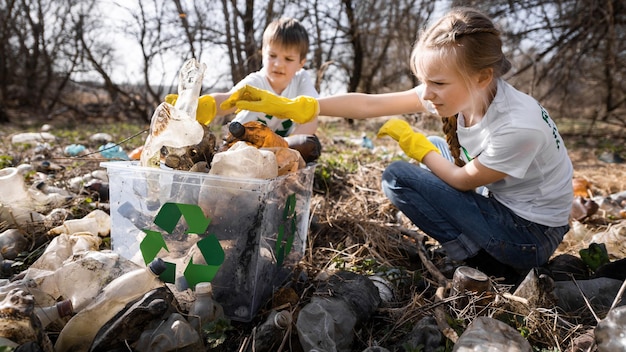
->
[[220, 85, 319, 124], [377, 118, 440, 162], [164, 94, 217, 125]]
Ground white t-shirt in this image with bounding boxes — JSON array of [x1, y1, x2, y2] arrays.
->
[[229, 68, 319, 136], [416, 79, 573, 227]]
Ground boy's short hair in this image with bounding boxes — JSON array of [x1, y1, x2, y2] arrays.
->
[[262, 18, 309, 60]]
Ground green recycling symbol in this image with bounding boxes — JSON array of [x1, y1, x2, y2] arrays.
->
[[139, 202, 225, 288], [276, 193, 297, 267]]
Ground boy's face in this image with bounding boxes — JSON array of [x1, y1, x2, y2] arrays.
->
[[262, 42, 305, 94]]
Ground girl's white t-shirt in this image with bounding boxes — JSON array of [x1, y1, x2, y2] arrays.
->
[[229, 68, 319, 136], [416, 79, 573, 227]]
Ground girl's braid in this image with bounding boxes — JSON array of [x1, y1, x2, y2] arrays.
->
[[441, 115, 465, 166]]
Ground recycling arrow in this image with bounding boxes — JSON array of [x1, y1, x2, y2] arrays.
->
[[139, 202, 224, 287]]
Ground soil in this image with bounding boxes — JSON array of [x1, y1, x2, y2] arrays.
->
[[1, 113, 625, 351]]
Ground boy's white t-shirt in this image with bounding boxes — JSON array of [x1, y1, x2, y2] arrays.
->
[[416, 79, 573, 227], [230, 68, 319, 136]]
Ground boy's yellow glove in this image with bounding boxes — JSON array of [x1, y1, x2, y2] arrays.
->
[[164, 94, 217, 125], [220, 85, 319, 124], [377, 118, 440, 162]]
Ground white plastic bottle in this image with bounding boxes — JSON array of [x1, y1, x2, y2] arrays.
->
[[54, 258, 167, 352], [187, 282, 224, 334], [34, 299, 73, 328]]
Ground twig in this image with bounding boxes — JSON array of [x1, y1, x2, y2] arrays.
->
[[398, 227, 458, 343], [434, 286, 459, 343], [398, 227, 448, 285], [572, 278, 601, 323]]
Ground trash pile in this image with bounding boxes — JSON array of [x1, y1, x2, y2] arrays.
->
[[0, 58, 625, 351]]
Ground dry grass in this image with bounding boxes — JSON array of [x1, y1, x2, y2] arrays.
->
[[1, 114, 625, 351]]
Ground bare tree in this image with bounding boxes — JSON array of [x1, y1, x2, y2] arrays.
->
[[453, 0, 626, 129]]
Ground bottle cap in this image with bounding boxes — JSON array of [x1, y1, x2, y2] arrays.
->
[[56, 299, 74, 317], [229, 121, 245, 138], [148, 258, 167, 275], [195, 282, 212, 295]]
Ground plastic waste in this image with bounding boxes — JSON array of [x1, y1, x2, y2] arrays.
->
[[0, 167, 31, 207], [89, 132, 113, 145], [595, 305, 626, 352], [284, 134, 322, 163], [209, 141, 278, 179], [140, 58, 205, 168], [265, 146, 305, 176], [400, 316, 442, 352], [361, 135, 374, 149], [0, 229, 29, 260], [0, 288, 52, 347], [35, 299, 73, 328], [453, 316, 532, 352], [64, 144, 86, 156], [135, 312, 201, 351], [98, 142, 129, 160], [54, 258, 167, 352], [47, 209, 110, 237], [253, 309, 292, 352], [10, 132, 57, 144], [296, 271, 381, 352], [187, 282, 224, 335], [223, 121, 289, 149]]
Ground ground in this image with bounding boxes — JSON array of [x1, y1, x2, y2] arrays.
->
[[1, 113, 625, 351]]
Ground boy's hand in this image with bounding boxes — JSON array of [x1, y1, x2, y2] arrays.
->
[[221, 85, 319, 124], [165, 94, 217, 125], [377, 118, 440, 162]]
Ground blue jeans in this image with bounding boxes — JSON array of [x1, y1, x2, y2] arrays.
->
[[381, 161, 568, 270]]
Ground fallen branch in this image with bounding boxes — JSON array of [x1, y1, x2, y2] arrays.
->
[[399, 227, 458, 343]]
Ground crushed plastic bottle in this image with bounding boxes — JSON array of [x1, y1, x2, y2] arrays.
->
[[54, 258, 167, 352], [135, 312, 201, 351], [209, 141, 278, 179]]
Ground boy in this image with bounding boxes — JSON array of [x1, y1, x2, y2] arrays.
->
[[167, 17, 319, 137]]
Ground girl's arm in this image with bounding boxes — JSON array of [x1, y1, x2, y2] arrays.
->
[[422, 152, 507, 191], [318, 89, 427, 119]]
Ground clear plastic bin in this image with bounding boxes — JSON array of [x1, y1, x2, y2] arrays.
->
[[101, 161, 315, 322]]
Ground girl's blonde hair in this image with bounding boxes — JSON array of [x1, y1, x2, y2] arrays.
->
[[410, 8, 511, 166]]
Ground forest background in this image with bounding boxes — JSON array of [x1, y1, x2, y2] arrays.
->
[[0, 0, 624, 138]]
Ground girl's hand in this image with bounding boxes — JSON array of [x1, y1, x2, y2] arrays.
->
[[377, 118, 440, 162]]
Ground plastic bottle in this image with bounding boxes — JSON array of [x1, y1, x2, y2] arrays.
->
[[222, 121, 289, 150], [187, 282, 224, 335], [253, 310, 292, 352], [0, 167, 30, 207], [35, 299, 73, 328], [54, 258, 167, 352]]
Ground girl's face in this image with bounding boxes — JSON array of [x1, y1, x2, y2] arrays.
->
[[417, 52, 486, 119], [262, 43, 306, 94]]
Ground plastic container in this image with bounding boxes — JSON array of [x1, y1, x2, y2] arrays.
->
[[35, 299, 73, 328], [187, 282, 223, 334], [54, 258, 167, 352], [101, 160, 315, 322]]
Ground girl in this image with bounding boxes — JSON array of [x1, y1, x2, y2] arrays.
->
[[222, 7, 574, 280]]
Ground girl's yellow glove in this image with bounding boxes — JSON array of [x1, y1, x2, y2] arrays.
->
[[377, 118, 440, 162], [220, 85, 319, 124], [164, 94, 217, 125]]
